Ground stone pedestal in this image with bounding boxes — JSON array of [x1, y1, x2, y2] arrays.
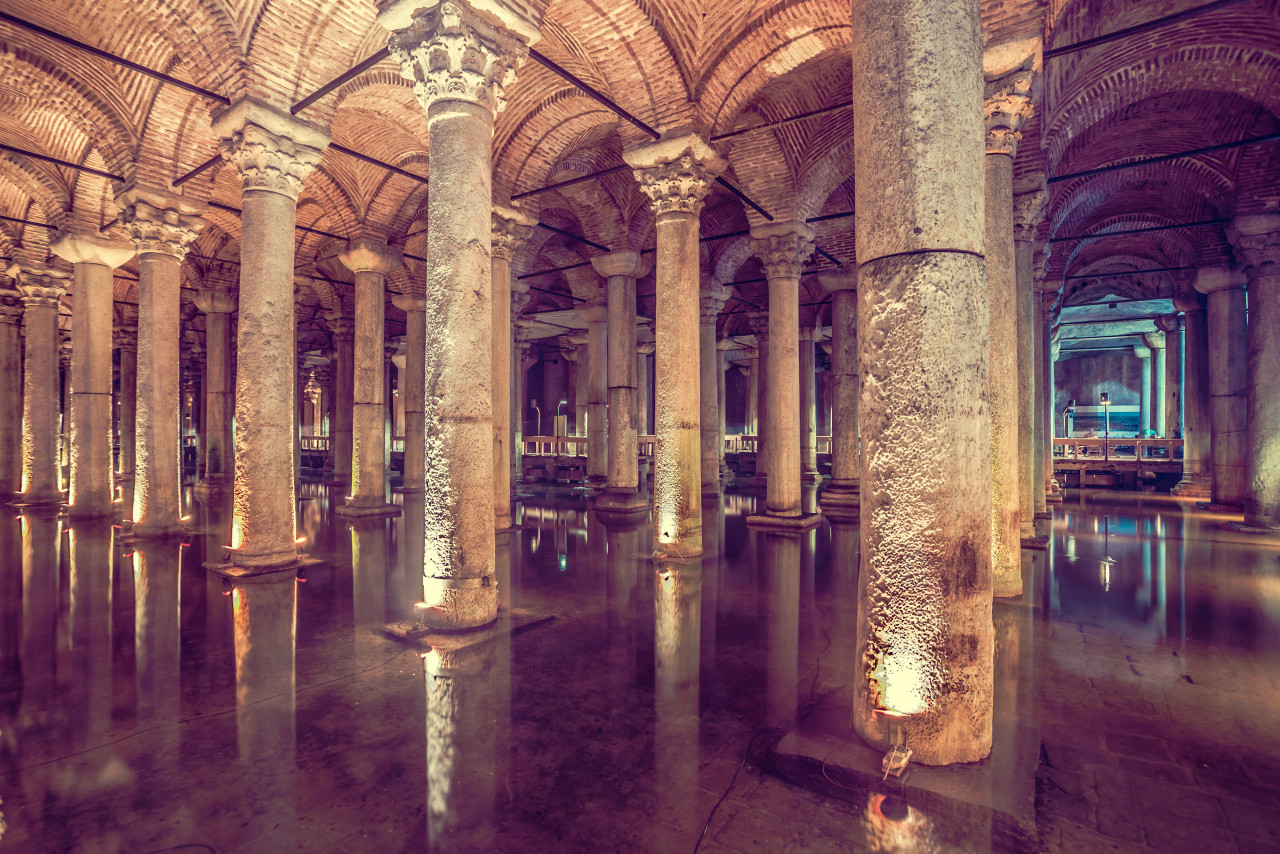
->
[[15, 273, 68, 505], [211, 98, 328, 570], [699, 287, 729, 497], [491, 205, 536, 527], [193, 287, 236, 500], [850, 0, 993, 765], [592, 250, 649, 513], [1195, 266, 1248, 508], [51, 233, 135, 518], [0, 294, 21, 497], [382, 0, 540, 627], [624, 133, 726, 559], [336, 238, 402, 519], [818, 271, 859, 519]]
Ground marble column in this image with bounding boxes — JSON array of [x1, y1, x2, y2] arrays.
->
[[566, 336, 587, 437], [1013, 186, 1046, 528], [636, 341, 652, 437], [382, 0, 540, 628], [514, 333, 535, 483], [748, 220, 818, 528], [799, 325, 820, 482], [748, 313, 769, 480], [818, 270, 858, 518], [392, 294, 426, 492], [716, 339, 734, 487], [51, 233, 135, 517], [491, 205, 536, 529], [326, 312, 355, 486], [1194, 266, 1248, 508], [1136, 345, 1153, 437], [624, 133, 725, 559], [115, 327, 138, 484], [1157, 315, 1182, 438], [0, 294, 21, 496], [1144, 333, 1167, 436], [851, 0, 993, 765], [17, 272, 68, 504], [211, 99, 328, 569], [1229, 215, 1280, 530], [1172, 294, 1211, 497], [336, 238, 401, 518], [194, 287, 235, 500], [699, 286, 729, 497], [592, 250, 649, 511], [577, 300, 609, 486], [743, 356, 758, 436], [117, 186, 204, 537], [984, 73, 1033, 596]]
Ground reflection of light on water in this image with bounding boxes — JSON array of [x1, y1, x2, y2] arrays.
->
[[1066, 535, 1076, 561], [558, 553, 567, 572], [1100, 561, 1111, 592], [862, 793, 940, 852]]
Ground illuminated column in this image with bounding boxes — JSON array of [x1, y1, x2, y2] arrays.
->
[[819, 270, 858, 519], [984, 72, 1033, 596], [392, 294, 427, 492], [17, 272, 68, 504], [117, 186, 204, 536], [194, 287, 236, 500], [1172, 293, 1211, 497], [1013, 185, 1045, 528], [1136, 345, 1152, 437], [592, 250, 649, 511], [624, 133, 725, 559], [1194, 266, 1248, 508], [382, 0, 540, 628], [1229, 215, 1280, 530], [326, 312, 355, 486], [653, 558, 702, 831], [211, 99, 328, 568], [748, 312, 770, 479], [852, 0, 993, 764], [0, 294, 20, 496], [578, 300, 609, 486], [491, 205, 535, 528], [1144, 332, 1167, 437], [51, 233, 135, 517], [336, 238, 401, 518], [699, 286, 729, 497], [799, 325, 819, 482], [748, 220, 818, 527], [115, 326, 138, 484]]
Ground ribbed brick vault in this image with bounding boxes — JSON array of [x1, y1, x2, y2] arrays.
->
[[0, 0, 1277, 348]]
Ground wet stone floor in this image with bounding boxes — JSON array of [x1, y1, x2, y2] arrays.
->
[[1, 484, 1278, 853]]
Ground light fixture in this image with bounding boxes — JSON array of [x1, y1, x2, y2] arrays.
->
[[876, 709, 913, 780], [221, 579, 234, 596], [1100, 392, 1110, 407]]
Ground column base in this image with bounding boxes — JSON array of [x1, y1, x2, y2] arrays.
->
[[414, 580, 499, 632], [10, 492, 64, 508], [128, 520, 191, 540], [701, 484, 722, 498], [205, 553, 321, 581], [393, 485, 425, 495], [1020, 534, 1049, 551], [68, 505, 115, 520], [193, 478, 233, 502], [1196, 502, 1243, 514], [819, 486, 859, 521], [1046, 493, 1063, 504], [594, 487, 649, 511], [324, 475, 351, 487], [1229, 521, 1280, 536], [746, 511, 823, 531], [336, 501, 402, 519], [1171, 474, 1211, 499], [801, 470, 823, 483]]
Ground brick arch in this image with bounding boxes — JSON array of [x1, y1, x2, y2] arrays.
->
[[1055, 217, 1204, 282], [0, 151, 71, 228], [1049, 163, 1232, 240], [67, 149, 116, 232], [495, 89, 622, 199], [794, 131, 856, 223], [713, 234, 755, 286]]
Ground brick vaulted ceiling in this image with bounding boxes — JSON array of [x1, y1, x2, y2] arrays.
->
[[0, 0, 1277, 350]]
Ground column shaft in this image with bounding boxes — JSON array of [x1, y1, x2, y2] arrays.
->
[[347, 269, 392, 511], [19, 281, 65, 503], [203, 310, 234, 491], [821, 281, 859, 504], [605, 273, 639, 497], [754, 329, 769, 478], [117, 337, 137, 483], [133, 251, 184, 535], [699, 299, 721, 496], [766, 276, 800, 515], [1031, 295, 1048, 513], [1233, 223, 1280, 529], [69, 261, 117, 516], [1139, 351, 1153, 437], [401, 303, 426, 491], [329, 320, 354, 485], [1014, 237, 1036, 532], [1153, 346, 1167, 437], [585, 310, 608, 484], [0, 298, 21, 496], [799, 332, 818, 480], [1174, 304, 1211, 495], [1203, 280, 1248, 506]]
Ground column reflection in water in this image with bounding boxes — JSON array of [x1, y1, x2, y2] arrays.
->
[[69, 519, 114, 743], [653, 556, 702, 842], [202, 497, 235, 648], [351, 518, 388, 660], [397, 493, 427, 619], [701, 495, 723, 665], [1, 514, 22, 727], [759, 532, 800, 728], [604, 515, 643, 683]]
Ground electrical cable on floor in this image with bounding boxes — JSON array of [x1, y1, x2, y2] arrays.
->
[[692, 729, 774, 854]]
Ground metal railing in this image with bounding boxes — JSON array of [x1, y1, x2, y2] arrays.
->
[[1053, 438, 1183, 462], [301, 436, 330, 452]]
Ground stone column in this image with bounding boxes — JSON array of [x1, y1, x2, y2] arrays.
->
[[1013, 186, 1045, 529], [851, 0, 992, 765], [1194, 266, 1248, 508], [116, 186, 204, 536], [1144, 332, 1167, 437], [115, 327, 138, 483], [798, 325, 819, 482], [743, 355, 758, 435], [565, 337, 587, 436], [193, 287, 235, 500], [818, 270, 858, 518], [1229, 215, 1280, 530], [748, 313, 770, 480], [984, 73, 1032, 596], [326, 312, 355, 486], [1172, 294, 1211, 497], [392, 294, 427, 492], [1135, 345, 1152, 437], [636, 340, 653, 436], [623, 133, 726, 559], [0, 294, 21, 496], [336, 238, 401, 518], [699, 286, 729, 497], [1157, 315, 1182, 438], [382, 0, 540, 628], [50, 234, 135, 517], [491, 205, 536, 528], [210, 98, 328, 569], [514, 333, 535, 483], [716, 339, 734, 487], [59, 339, 72, 483], [592, 250, 649, 512], [577, 300, 609, 486], [748, 220, 818, 528], [17, 273, 68, 504]]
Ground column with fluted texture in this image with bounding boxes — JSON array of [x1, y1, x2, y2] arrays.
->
[[117, 186, 205, 536], [0, 294, 21, 496], [1229, 215, 1280, 530], [818, 270, 858, 518], [1013, 186, 1045, 526], [1194, 266, 1248, 508], [592, 250, 649, 511], [194, 287, 236, 500], [51, 234, 135, 517], [699, 286, 729, 497], [336, 238, 401, 518], [748, 221, 819, 528], [1172, 292, 1211, 497], [17, 273, 68, 504], [851, 0, 993, 764], [491, 205, 536, 528], [624, 134, 725, 559], [382, 0, 540, 627], [210, 99, 328, 568]]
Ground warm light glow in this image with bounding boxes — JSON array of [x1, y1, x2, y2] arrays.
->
[[295, 536, 307, 545], [875, 651, 930, 715]]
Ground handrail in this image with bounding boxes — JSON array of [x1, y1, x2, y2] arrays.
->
[[1053, 437, 1183, 461]]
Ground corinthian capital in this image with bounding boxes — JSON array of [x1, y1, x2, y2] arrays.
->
[[491, 203, 537, 260], [383, 1, 533, 116], [211, 99, 330, 200], [115, 184, 206, 261], [1012, 184, 1047, 243], [699, 285, 729, 324], [984, 70, 1035, 158], [1228, 214, 1280, 275], [750, 220, 815, 280], [17, 270, 68, 307], [0, 293, 23, 325], [623, 133, 726, 218]]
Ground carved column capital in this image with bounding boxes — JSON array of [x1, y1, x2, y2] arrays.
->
[[590, 250, 650, 279], [1134, 345, 1151, 360], [1012, 187, 1047, 243], [984, 70, 1035, 158], [817, 269, 857, 294], [623, 133, 726, 218], [326, 312, 355, 342], [392, 293, 427, 313], [0, 293, 23, 324], [211, 99, 329, 201], [194, 286, 236, 315], [747, 310, 770, 341], [113, 325, 137, 351], [750, 220, 815, 280], [115, 184, 206, 261], [699, 285, 730, 324], [49, 231, 135, 268], [1143, 331, 1166, 350], [339, 238, 402, 274], [1228, 214, 1280, 275], [17, 271, 68, 308], [492, 203, 538, 260]]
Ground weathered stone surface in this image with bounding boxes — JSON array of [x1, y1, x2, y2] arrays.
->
[[1195, 266, 1248, 507], [17, 273, 68, 504]]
